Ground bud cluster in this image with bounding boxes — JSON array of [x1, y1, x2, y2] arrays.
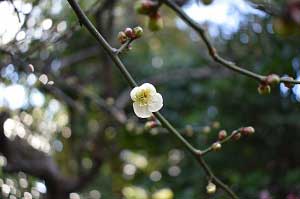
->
[[231, 126, 255, 141], [117, 26, 143, 44], [258, 74, 280, 95], [134, 0, 164, 32]]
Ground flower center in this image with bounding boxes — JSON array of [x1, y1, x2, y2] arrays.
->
[[136, 89, 152, 105]]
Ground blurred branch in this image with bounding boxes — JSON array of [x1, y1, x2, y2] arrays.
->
[[161, 0, 300, 86], [66, 0, 238, 198], [0, 111, 104, 199], [249, 1, 281, 16]]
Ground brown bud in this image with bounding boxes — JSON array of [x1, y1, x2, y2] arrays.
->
[[241, 126, 255, 136], [265, 74, 280, 86], [232, 132, 241, 141], [218, 130, 227, 140], [212, 142, 222, 151], [117, 31, 127, 44], [282, 76, 294, 88], [257, 84, 271, 95]]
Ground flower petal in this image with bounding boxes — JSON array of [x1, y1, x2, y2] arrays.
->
[[133, 102, 152, 118], [148, 93, 163, 112], [140, 83, 156, 95], [130, 87, 140, 101]]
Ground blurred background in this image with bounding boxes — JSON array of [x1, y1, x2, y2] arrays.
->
[[0, 0, 300, 198]]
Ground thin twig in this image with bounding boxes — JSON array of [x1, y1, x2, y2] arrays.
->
[[200, 129, 241, 156], [115, 39, 133, 55], [162, 0, 300, 86], [66, 0, 238, 198]]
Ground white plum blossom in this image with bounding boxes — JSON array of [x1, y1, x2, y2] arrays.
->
[[130, 83, 163, 118]]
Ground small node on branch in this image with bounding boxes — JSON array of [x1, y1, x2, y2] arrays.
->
[[265, 74, 280, 86], [241, 126, 255, 136], [218, 130, 227, 141], [212, 142, 222, 151], [206, 181, 216, 194], [232, 132, 241, 141], [282, 76, 295, 88], [257, 84, 271, 95]]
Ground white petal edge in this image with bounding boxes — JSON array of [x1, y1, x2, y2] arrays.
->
[[133, 102, 152, 118], [130, 87, 140, 101], [148, 93, 163, 112], [140, 83, 156, 94]]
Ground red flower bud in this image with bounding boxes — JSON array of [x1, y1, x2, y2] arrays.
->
[[241, 126, 255, 136], [232, 132, 241, 141], [218, 130, 227, 140], [124, 27, 135, 39]]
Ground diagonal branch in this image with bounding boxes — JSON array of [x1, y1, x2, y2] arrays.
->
[[162, 0, 300, 86], [66, 0, 239, 198]]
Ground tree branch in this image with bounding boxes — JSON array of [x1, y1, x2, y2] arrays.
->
[[162, 0, 300, 86], [66, 0, 238, 198]]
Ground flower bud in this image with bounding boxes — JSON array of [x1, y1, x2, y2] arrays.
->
[[206, 182, 216, 194], [148, 13, 164, 32], [212, 142, 222, 151], [134, 0, 156, 15], [218, 130, 227, 140], [145, 121, 158, 129], [124, 27, 134, 39], [265, 74, 280, 86], [257, 84, 271, 95], [133, 26, 143, 38], [118, 31, 127, 44], [282, 76, 294, 88], [232, 132, 241, 141], [241, 126, 255, 136]]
